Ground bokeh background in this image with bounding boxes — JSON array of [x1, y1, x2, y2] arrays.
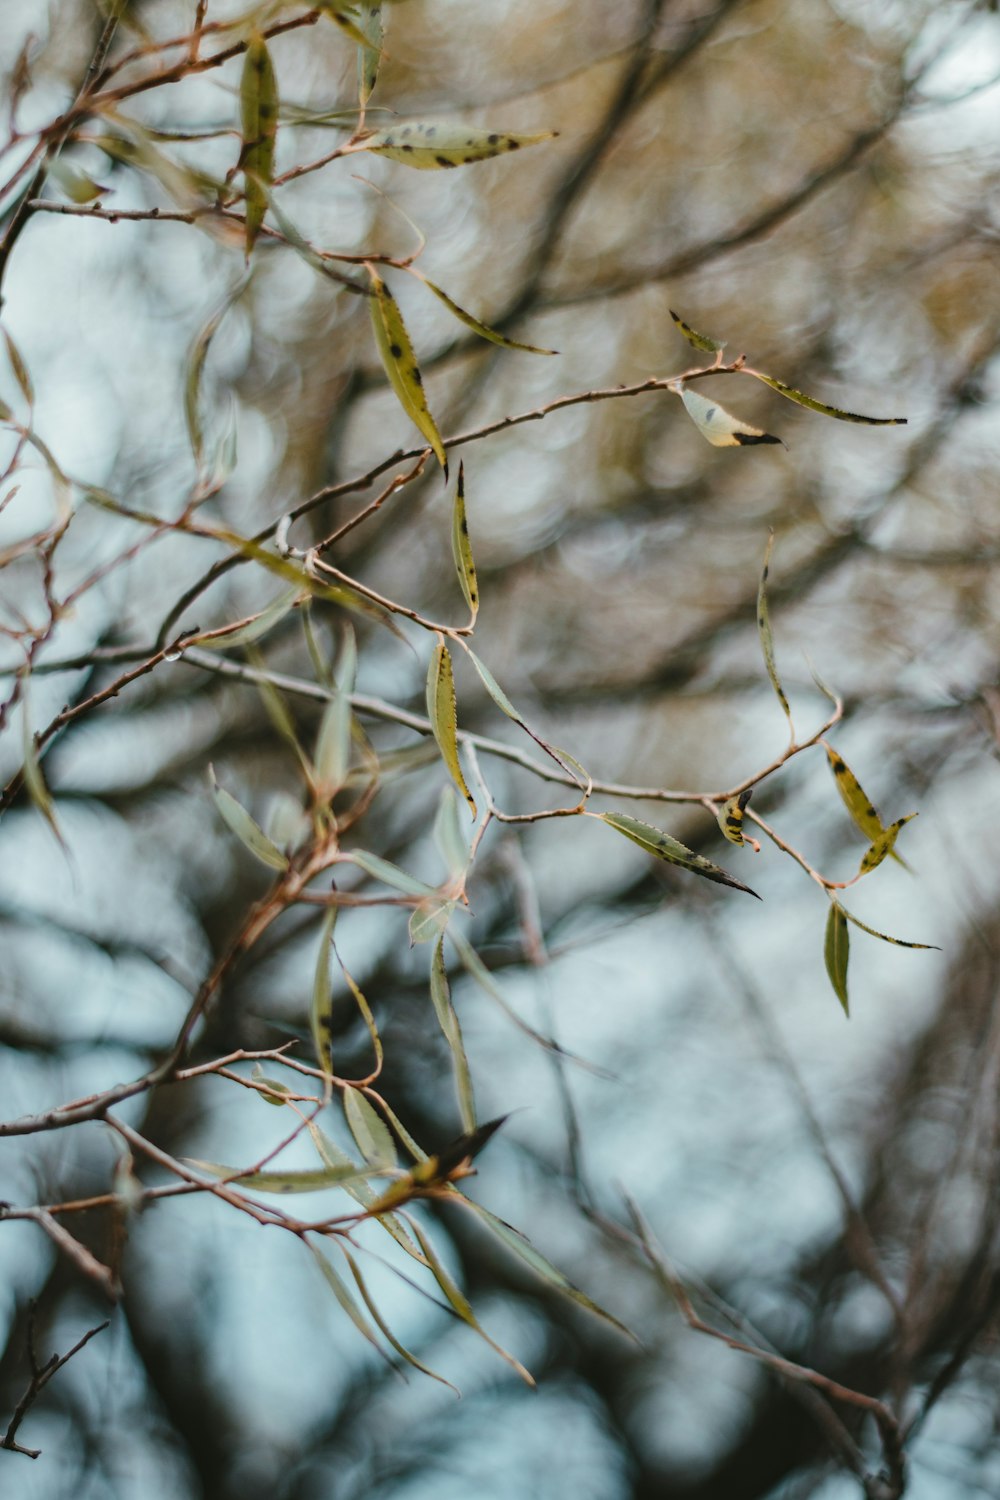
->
[[2, 1, 1000, 1496]]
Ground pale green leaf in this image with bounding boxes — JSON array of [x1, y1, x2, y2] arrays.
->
[[367, 263, 446, 472], [408, 897, 456, 945], [311, 907, 338, 1075], [344, 1089, 398, 1168], [426, 638, 476, 817], [195, 585, 301, 651], [677, 385, 783, 448], [431, 935, 477, 1132], [18, 676, 62, 845], [209, 765, 289, 870], [348, 848, 438, 898], [356, 4, 383, 106], [824, 903, 850, 1016], [310, 1242, 389, 1356], [186, 1158, 372, 1192], [184, 272, 251, 468], [240, 33, 279, 257], [434, 785, 469, 882], [747, 370, 908, 425], [46, 158, 110, 203], [342, 1247, 457, 1389], [598, 811, 760, 897], [360, 121, 557, 169], [250, 1063, 292, 1106]]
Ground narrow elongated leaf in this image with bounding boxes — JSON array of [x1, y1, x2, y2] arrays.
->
[[3, 329, 34, 406], [184, 272, 251, 467], [348, 848, 438, 898], [315, 686, 352, 798], [431, 936, 477, 1132], [405, 1216, 535, 1385], [317, 5, 376, 48], [465, 1200, 634, 1339], [18, 677, 63, 846], [342, 1247, 458, 1390], [367, 264, 446, 472], [748, 370, 907, 425], [344, 1089, 398, 1168], [209, 766, 289, 870], [838, 905, 940, 950], [758, 531, 793, 731], [336, 941, 383, 1072], [824, 745, 883, 842], [678, 385, 783, 448], [361, 122, 556, 169], [434, 785, 469, 882], [669, 309, 725, 353], [309, 1124, 426, 1261], [463, 645, 590, 789], [824, 903, 850, 1016], [310, 1243, 390, 1357], [312, 907, 338, 1075], [599, 812, 760, 897], [356, 4, 383, 107], [196, 585, 301, 651], [859, 813, 917, 875], [451, 461, 479, 621], [240, 33, 279, 257], [46, 157, 110, 203], [187, 1159, 373, 1192], [426, 638, 477, 817], [416, 273, 557, 354], [717, 789, 752, 845]]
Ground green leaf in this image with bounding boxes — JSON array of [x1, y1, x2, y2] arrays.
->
[[463, 646, 590, 789], [195, 585, 301, 650], [859, 813, 917, 875], [184, 273, 251, 469], [356, 4, 383, 107], [311, 907, 338, 1075], [315, 686, 352, 799], [449, 928, 598, 1061], [240, 33, 279, 257], [344, 1089, 398, 1169], [464, 1200, 634, 1340], [209, 765, 289, 870], [187, 1158, 372, 1192], [408, 897, 456, 946], [677, 385, 783, 448], [431, 935, 477, 1133], [598, 812, 760, 897], [758, 531, 793, 731], [717, 789, 752, 846], [250, 1063, 293, 1105], [367, 263, 447, 472], [310, 1242, 390, 1357], [308, 1124, 427, 1262], [669, 309, 725, 354], [360, 122, 557, 169], [347, 848, 438, 899], [824, 903, 850, 1016], [426, 638, 477, 817], [46, 158, 110, 203], [451, 461, 479, 621], [434, 785, 469, 882], [405, 1215, 535, 1384], [838, 904, 940, 950], [335, 941, 383, 1072], [416, 273, 557, 354], [316, 4, 376, 48], [341, 1247, 458, 1390], [18, 675, 63, 846], [747, 370, 907, 426]]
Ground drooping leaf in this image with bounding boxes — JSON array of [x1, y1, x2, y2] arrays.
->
[[311, 907, 338, 1075], [838, 904, 940, 950], [434, 785, 469, 883], [426, 638, 477, 817], [677, 385, 783, 448], [598, 812, 760, 897], [310, 1242, 390, 1357], [360, 121, 557, 169], [404, 1215, 535, 1385], [717, 789, 752, 845], [3, 328, 35, 406], [240, 33, 279, 257], [184, 272, 251, 468], [747, 370, 907, 426], [824, 903, 850, 1016], [463, 646, 591, 790], [669, 309, 725, 354], [95, 125, 217, 213], [464, 1200, 634, 1339], [824, 745, 884, 842], [314, 685, 352, 800], [309, 1124, 426, 1262], [430, 935, 477, 1132], [344, 1089, 398, 1169], [209, 765, 289, 870], [416, 272, 557, 354], [187, 1158, 373, 1193], [758, 530, 793, 731], [367, 264, 447, 472], [335, 940, 383, 1072], [451, 461, 479, 621], [341, 1247, 457, 1390], [859, 813, 917, 875], [355, 4, 383, 107], [18, 675, 63, 846]]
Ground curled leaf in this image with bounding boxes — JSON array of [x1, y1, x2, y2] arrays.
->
[[599, 811, 760, 898], [824, 903, 850, 1016], [717, 789, 752, 845], [669, 309, 725, 354], [677, 384, 783, 448], [360, 122, 557, 169], [367, 264, 446, 472], [426, 638, 476, 817], [747, 370, 907, 426]]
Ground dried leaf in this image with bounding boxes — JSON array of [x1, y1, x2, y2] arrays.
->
[[599, 811, 760, 897], [824, 903, 850, 1016], [677, 385, 783, 448], [758, 531, 793, 731], [669, 309, 725, 354], [717, 789, 752, 845], [748, 370, 907, 425], [451, 461, 479, 621], [360, 121, 557, 169], [367, 264, 446, 472], [426, 637, 476, 817]]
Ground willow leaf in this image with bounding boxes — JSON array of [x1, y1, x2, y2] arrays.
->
[[825, 745, 884, 842], [367, 263, 446, 471], [678, 385, 783, 448], [748, 371, 907, 425], [342, 1247, 457, 1390], [209, 766, 289, 870], [434, 785, 469, 882], [416, 273, 557, 354], [310, 1243, 389, 1358], [838, 904, 940, 950], [758, 531, 793, 731], [426, 638, 476, 817], [184, 272, 251, 467], [240, 34, 278, 257], [669, 308, 725, 354], [824, 903, 850, 1016], [19, 677, 62, 846], [195, 585, 301, 651], [360, 122, 556, 169], [599, 812, 760, 897], [187, 1159, 372, 1193], [717, 789, 752, 846], [431, 935, 477, 1133], [311, 907, 338, 1075], [347, 848, 438, 898], [356, 4, 383, 107], [451, 461, 479, 621], [344, 1089, 398, 1169], [859, 813, 917, 875]]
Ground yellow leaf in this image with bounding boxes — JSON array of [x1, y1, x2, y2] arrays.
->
[[367, 264, 447, 472]]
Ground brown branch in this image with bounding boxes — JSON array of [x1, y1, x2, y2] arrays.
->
[[1, 1308, 109, 1459]]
